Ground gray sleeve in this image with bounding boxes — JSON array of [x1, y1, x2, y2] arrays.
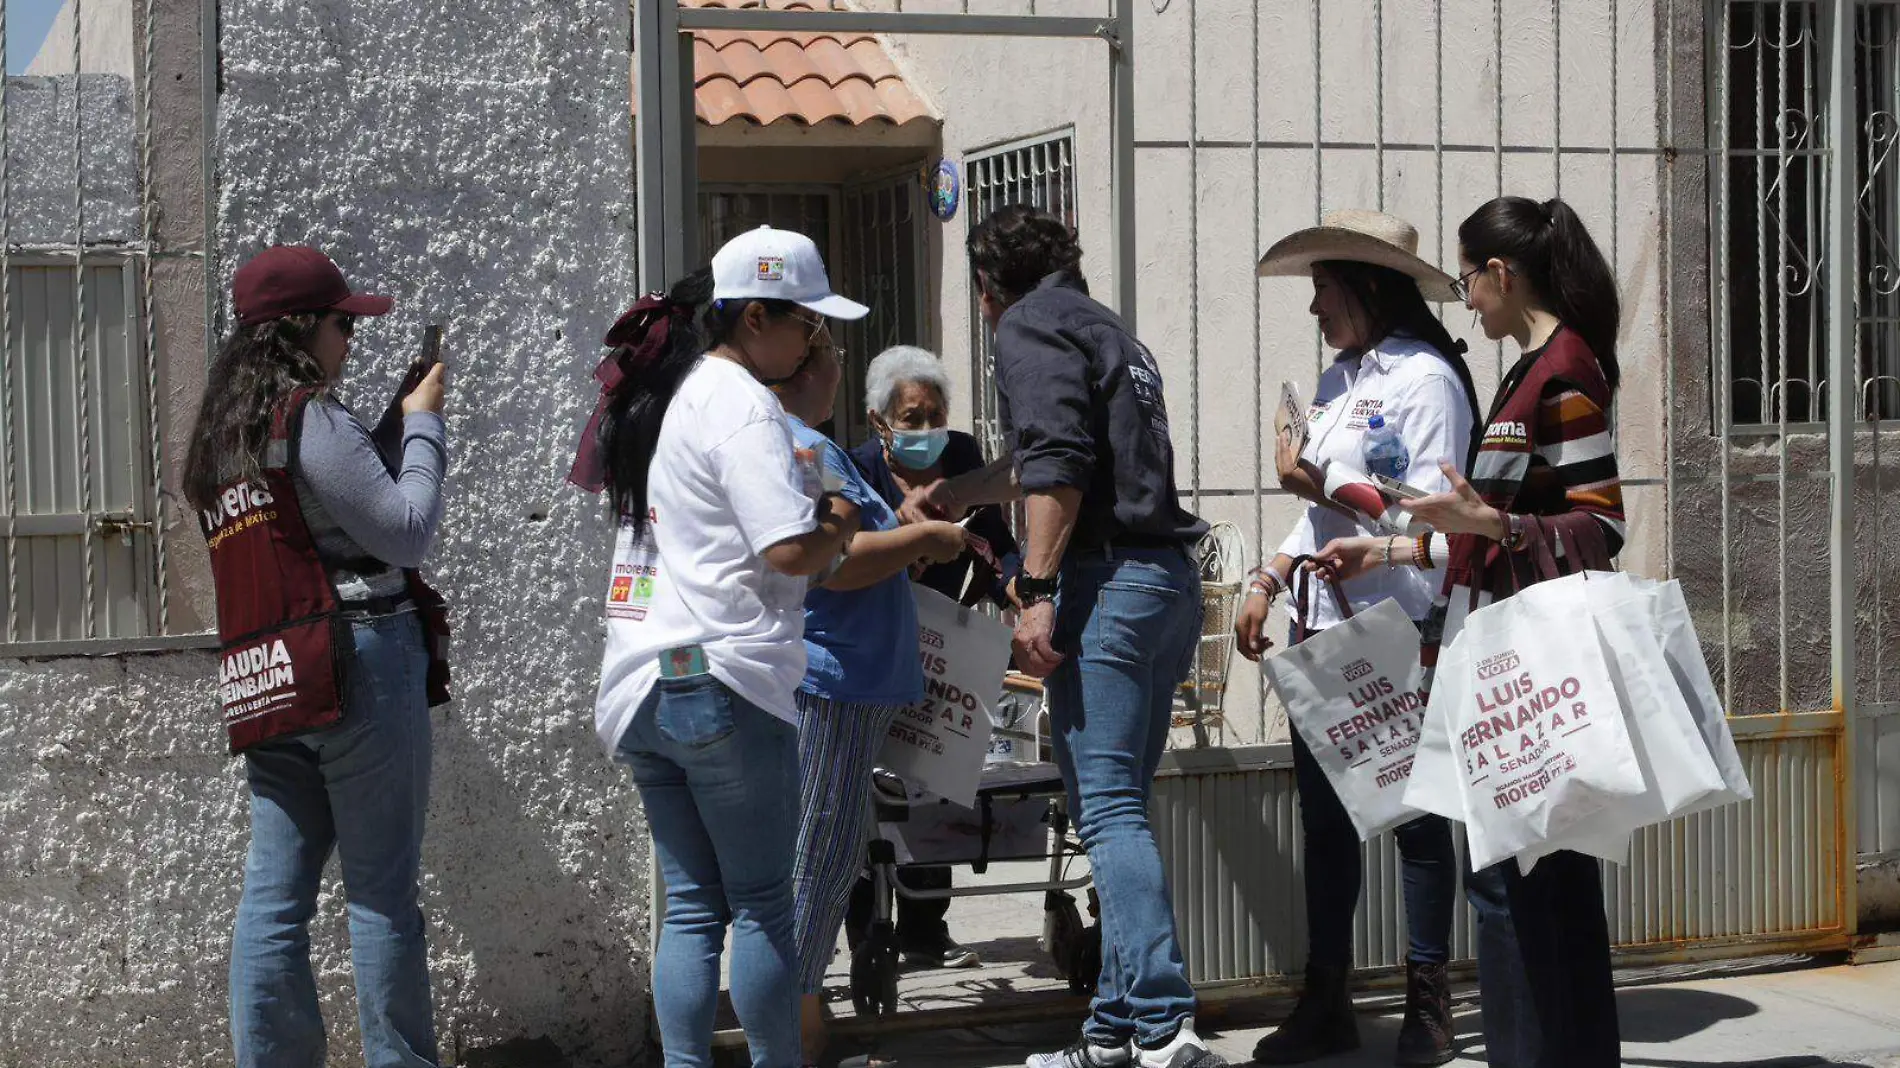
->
[[296, 399, 448, 568], [993, 311, 1095, 491]]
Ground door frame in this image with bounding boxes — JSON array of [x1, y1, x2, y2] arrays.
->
[[636, 3, 1138, 326]]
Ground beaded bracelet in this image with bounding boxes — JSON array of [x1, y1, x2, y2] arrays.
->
[[1412, 532, 1435, 570]]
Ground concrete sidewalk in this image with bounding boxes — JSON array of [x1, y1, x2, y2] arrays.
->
[[855, 960, 1900, 1068]]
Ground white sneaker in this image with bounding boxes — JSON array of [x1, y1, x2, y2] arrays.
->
[[1134, 1018, 1228, 1068], [1027, 1038, 1133, 1068]]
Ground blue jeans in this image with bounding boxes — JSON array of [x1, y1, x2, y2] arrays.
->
[[616, 675, 800, 1068], [1288, 622, 1457, 969], [1047, 546, 1201, 1048], [229, 611, 437, 1068]]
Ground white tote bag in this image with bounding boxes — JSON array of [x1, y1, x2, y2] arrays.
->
[[1403, 639, 1467, 827], [1407, 572, 1647, 872], [1645, 577, 1753, 812], [1513, 572, 1751, 870], [877, 585, 1006, 808], [1405, 635, 1564, 872], [1264, 576, 1431, 839], [1587, 571, 1728, 810]]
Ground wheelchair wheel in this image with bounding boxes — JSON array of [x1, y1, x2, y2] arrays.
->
[[1044, 889, 1084, 967], [850, 922, 901, 1017], [1065, 922, 1103, 996]]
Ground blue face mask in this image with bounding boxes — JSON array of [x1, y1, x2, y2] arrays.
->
[[888, 426, 949, 470]]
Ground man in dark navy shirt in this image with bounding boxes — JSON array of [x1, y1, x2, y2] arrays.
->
[[900, 207, 1219, 1068]]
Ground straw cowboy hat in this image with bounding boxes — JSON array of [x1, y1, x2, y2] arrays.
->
[[1256, 209, 1458, 303]]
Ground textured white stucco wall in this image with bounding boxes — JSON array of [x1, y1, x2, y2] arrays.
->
[[2, 0, 649, 1065], [8, 74, 138, 244]]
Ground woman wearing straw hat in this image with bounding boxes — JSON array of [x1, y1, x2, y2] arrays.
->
[[1235, 210, 1482, 1067]]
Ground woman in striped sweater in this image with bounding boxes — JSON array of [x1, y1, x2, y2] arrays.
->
[[1314, 196, 1625, 1068]]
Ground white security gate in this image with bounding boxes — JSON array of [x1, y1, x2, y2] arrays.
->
[[2, 256, 159, 643], [1, 34, 207, 655]]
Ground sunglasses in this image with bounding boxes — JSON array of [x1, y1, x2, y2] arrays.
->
[[330, 312, 357, 337]]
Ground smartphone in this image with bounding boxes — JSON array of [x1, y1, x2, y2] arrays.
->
[[1371, 472, 1430, 500], [395, 324, 445, 399], [420, 324, 444, 371]]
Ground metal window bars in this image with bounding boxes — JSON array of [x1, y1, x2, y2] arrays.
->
[[0, 7, 172, 651], [1721, 0, 1900, 429], [962, 128, 1078, 466], [839, 171, 930, 450]]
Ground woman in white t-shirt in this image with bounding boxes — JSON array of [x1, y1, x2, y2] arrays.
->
[[1235, 211, 1482, 1068], [568, 227, 867, 1068]]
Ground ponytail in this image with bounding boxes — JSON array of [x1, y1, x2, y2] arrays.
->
[[1319, 260, 1484, 445], [1457, 196, 1621, 391], [570, 268, 806, 530], [595, 269, 715, 529]]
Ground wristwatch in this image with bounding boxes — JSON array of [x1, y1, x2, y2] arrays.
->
[[1015, 574, 1059, 607], [1500, 512, 1528, 552]]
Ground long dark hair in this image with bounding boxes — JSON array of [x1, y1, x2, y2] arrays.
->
[[1458, 196, 1621, 390], [183, 315, 328, 510], [1318, 259, 1483, 444], [598, 267, 801, 529]]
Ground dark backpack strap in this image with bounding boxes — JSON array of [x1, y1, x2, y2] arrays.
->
[[265, 386, 323, 472]]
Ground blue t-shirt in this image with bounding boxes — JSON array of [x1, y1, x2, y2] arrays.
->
[[790, 418, 926, 707]]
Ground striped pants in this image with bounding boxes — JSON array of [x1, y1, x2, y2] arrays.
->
[[791, 691, 904, 994]]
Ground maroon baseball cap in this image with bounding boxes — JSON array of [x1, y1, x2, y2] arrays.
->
[[233, 245, 394, 326]]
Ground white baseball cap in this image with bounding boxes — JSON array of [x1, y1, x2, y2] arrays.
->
[[711, 226, 869, 321]]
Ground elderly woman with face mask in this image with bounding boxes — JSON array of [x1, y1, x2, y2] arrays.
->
[[848, 346, 1022, 609], [839, 345, 1025, 974]]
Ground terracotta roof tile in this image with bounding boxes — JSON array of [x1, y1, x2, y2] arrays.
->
[[637, 0, 937, 129]]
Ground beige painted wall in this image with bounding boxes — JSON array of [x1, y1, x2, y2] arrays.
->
[[871, 0, 1674, 741]]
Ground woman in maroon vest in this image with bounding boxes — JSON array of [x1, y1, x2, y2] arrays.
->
[[1314, 197, 1627, 1068], [184, 246, 450, 1068]]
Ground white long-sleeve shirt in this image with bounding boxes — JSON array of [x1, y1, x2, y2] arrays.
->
[[1276, 335, 1475, 630]]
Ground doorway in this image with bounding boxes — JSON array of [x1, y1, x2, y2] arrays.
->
[[701, 170, 930, 450]]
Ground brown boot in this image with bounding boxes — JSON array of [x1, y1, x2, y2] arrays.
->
[[1252, 963, 1359, 1065], [1393, 961, 1455, 1067]]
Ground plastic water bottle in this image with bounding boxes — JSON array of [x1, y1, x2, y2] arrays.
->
[[1362, 414, 1410, 482]]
